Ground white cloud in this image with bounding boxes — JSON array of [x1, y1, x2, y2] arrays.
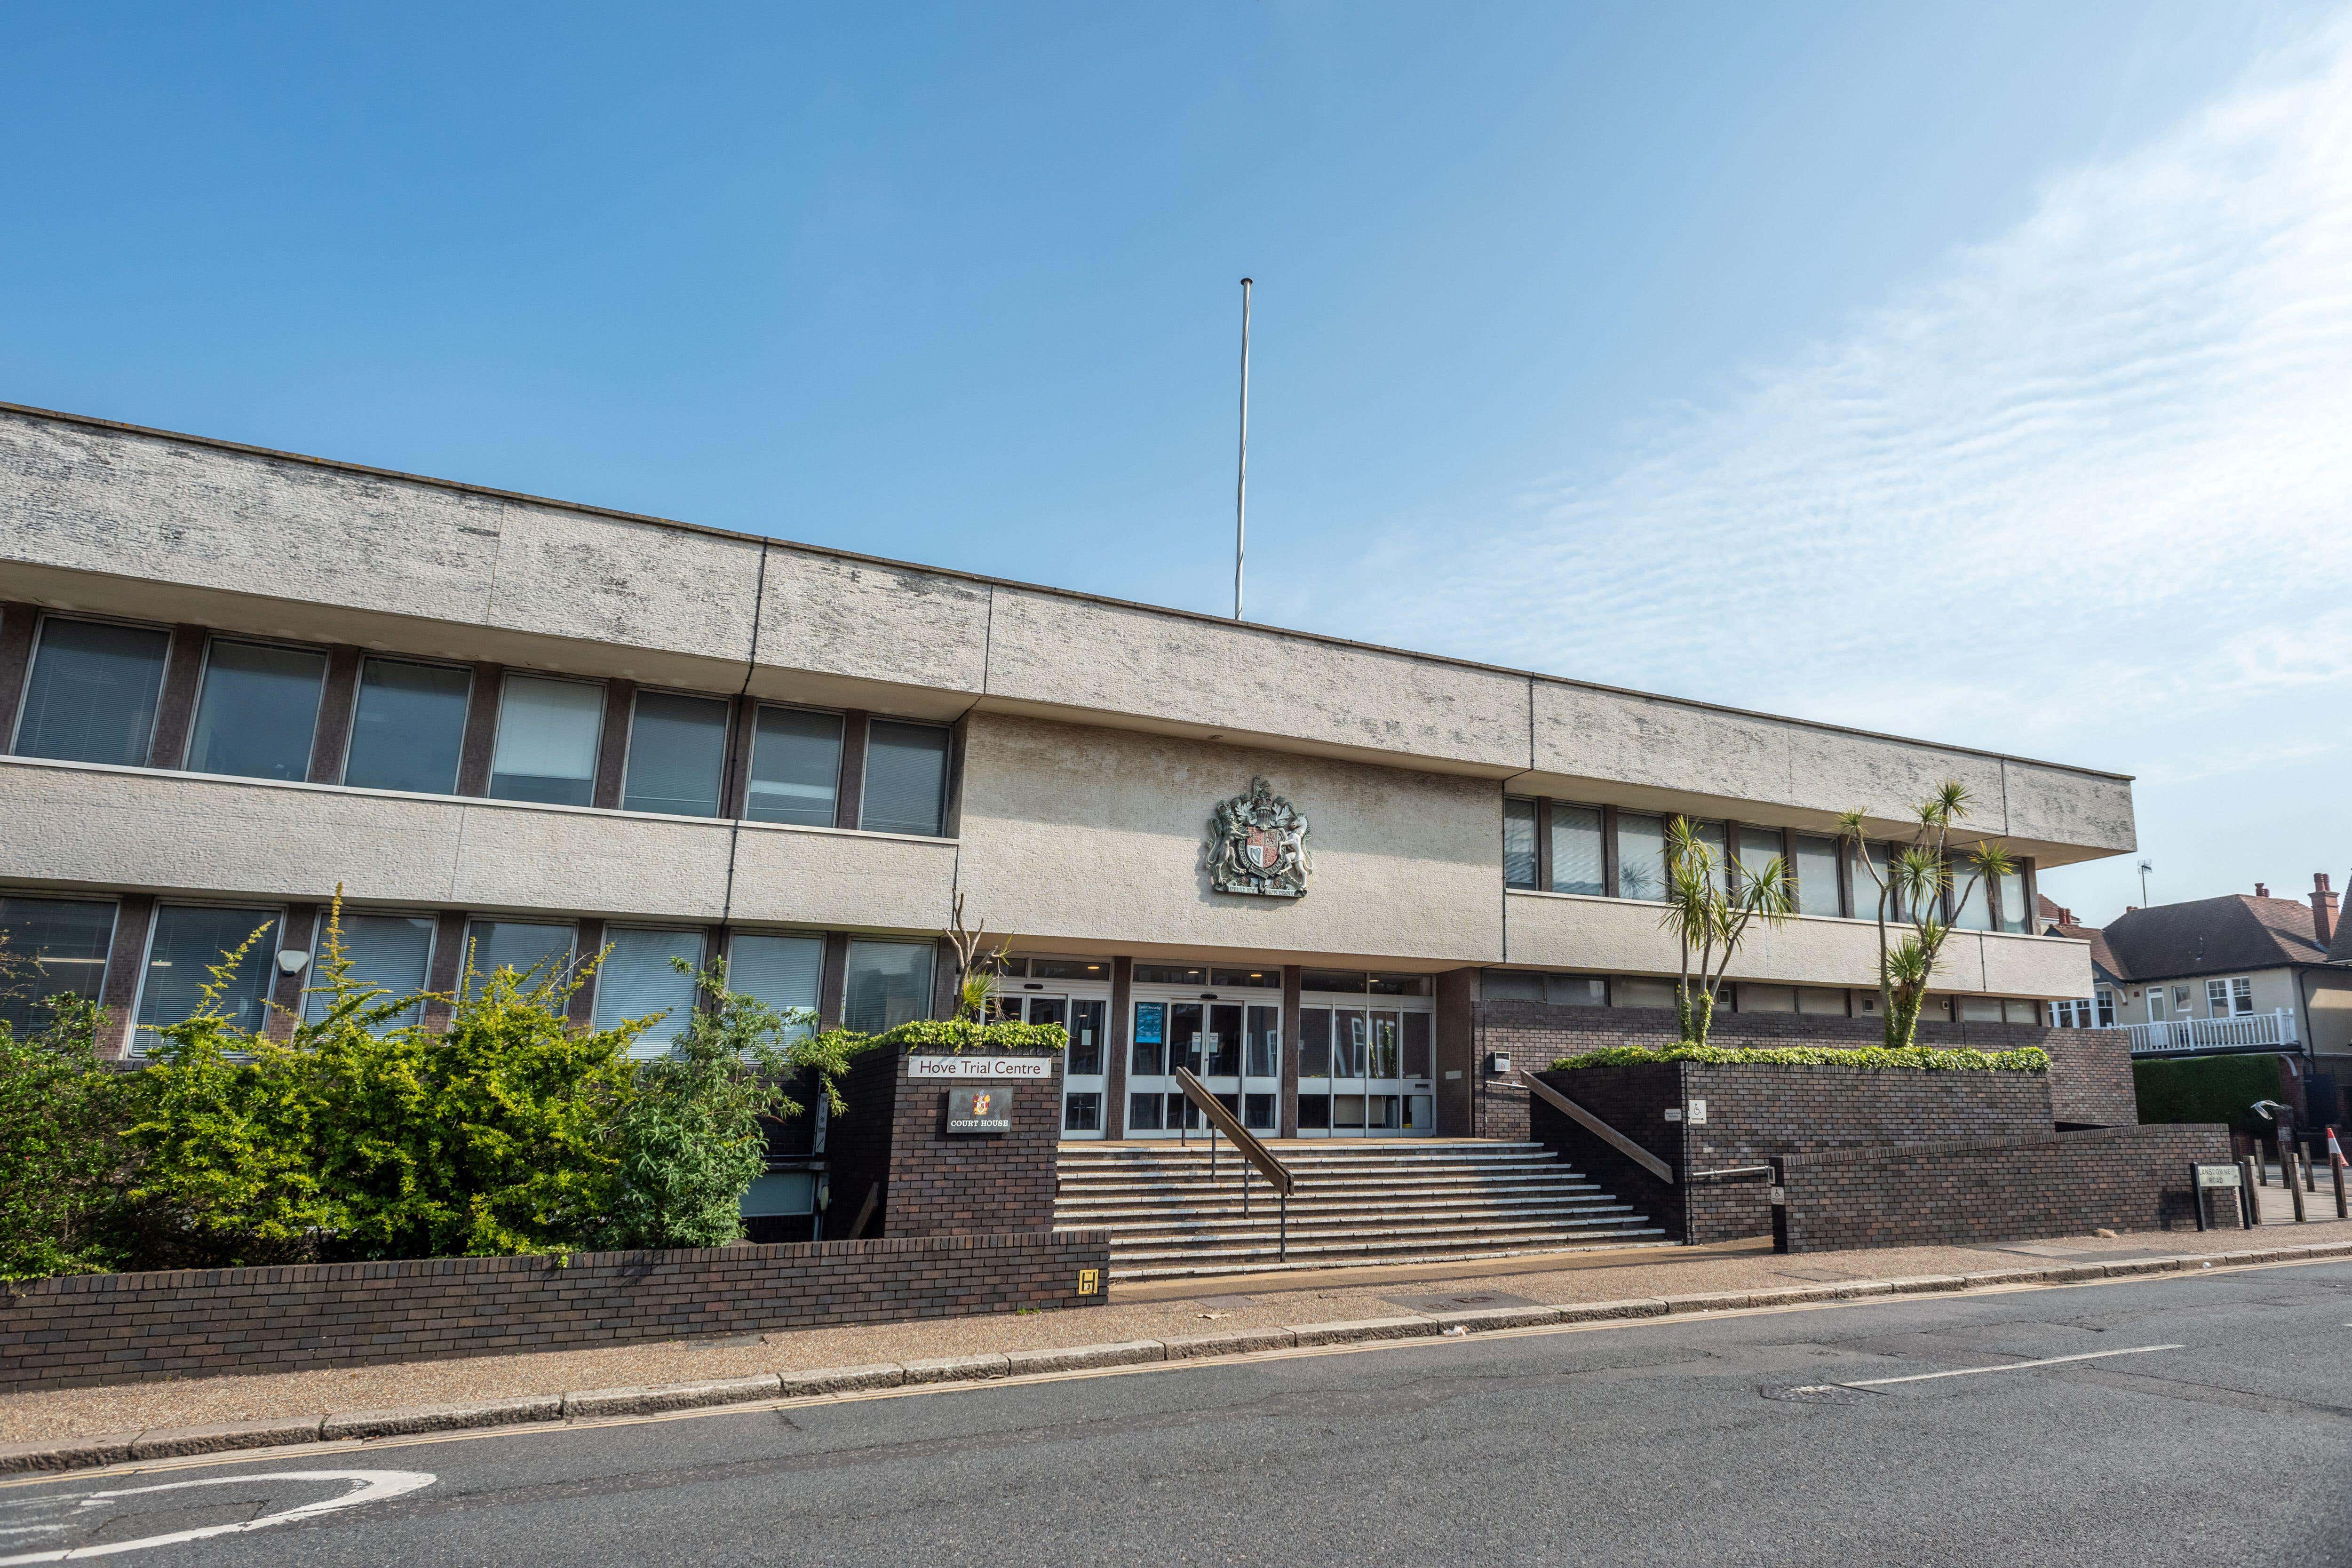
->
[[1351, 13, 2352, 768]]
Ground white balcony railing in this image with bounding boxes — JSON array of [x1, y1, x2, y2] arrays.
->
[[2122, 1008, 2299, 1055]]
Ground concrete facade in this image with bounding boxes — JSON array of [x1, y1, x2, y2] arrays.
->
[[0, 402, 2142, 1140]]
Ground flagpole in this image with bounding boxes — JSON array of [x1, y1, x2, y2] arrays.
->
[[1235, 277, 1251, 621]]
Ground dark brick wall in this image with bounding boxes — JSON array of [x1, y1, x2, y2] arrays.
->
[[0, 1230, 1110, 1393], [1529, 1061, 2056, 1243], [1773, 1123, 2231, 1253], [1477, 1000, 2136, 1138], [825, 1046, 1065, 1241]]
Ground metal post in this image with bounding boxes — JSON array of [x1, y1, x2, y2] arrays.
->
[[2282, 1135, 2306, 1223], [1279, 1187, 1287, 1259], [1211, 1120, 1218, 1182], [1234, 278, 1251, 621], [2239, 1155, 2261, 1225], [2334, 1147, 2348, 1221], [1243, 1157, 1251, 1221], [2304, 1138, 2318, 1193]]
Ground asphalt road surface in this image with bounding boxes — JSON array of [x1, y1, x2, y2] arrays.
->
[[6, 1262, 2348, 1567]]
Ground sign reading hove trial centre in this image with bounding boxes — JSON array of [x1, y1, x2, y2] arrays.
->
[[908, 1055, 1054, 1080]]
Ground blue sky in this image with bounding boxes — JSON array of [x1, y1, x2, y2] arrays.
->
[[4, 2, 2347, 923]]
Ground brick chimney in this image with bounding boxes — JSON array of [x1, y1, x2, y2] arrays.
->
[[2313, 873, 2337, 947], [2254, 882, 2270, 899]]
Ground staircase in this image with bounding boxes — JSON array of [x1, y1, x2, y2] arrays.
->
[[1056, 1139, 1666, 1281]]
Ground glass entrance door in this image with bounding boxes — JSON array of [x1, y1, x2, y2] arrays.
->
[[1005, 993, 1109, 1138], [1296, 1004, 1437, 1136], [1126, 996, 1281, 1138]]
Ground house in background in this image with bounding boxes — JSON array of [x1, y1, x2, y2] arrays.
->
[[2039, 877, 2352, 1093]]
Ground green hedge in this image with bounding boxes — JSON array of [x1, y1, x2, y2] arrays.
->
[[1551, 1043, 2051, 1073], [871, 1019, 1068, 1054], [2133, 1053, 2279, 1132]]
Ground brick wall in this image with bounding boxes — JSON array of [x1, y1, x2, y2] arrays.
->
[[1529, 1061, 2056, 1243], [826, 1046, 1065, 1240], [1773, 1123, 2231, 1253], [0, 1231, 1110, 1393], [1477, 1000, 2135, 1138]]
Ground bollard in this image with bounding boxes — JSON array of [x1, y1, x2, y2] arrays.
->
[[2240, 1155, 2262, 1225], [2286, 1144, 2308, 1223], [2305, 1141, 2318, 1194], [2335, 1154, 2348, 1222]]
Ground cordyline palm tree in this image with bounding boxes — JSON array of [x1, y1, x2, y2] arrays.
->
[[1657, 817, 1797, 1047], [1836, 781, 2017, 1049]]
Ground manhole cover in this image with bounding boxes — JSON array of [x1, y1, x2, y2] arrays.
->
[[1191, 1293, 1257, 1309], [1386, 1290, 1543, 1313]]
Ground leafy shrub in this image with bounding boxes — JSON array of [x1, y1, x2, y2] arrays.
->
[[1552, 1043, 2050, 1073], [2133, 1053, 2280, 1133], [0, 996, 135, 1281], [870, 1018, 1068, 1054]]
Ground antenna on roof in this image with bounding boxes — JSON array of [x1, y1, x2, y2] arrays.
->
[[1234, 277, 1251, 621], [2137, 860, 2153, 906]]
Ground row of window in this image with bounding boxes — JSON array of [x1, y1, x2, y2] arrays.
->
[[1478, 967, 2046, 1024], [987, 955, 1435, 997], [8, 614, 952, 836], [0, 893, 936, 1052], [1502, 798, 2034, 933]]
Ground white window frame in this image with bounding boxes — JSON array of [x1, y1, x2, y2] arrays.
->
[[857, 717, 954, 837], [302, 906, 439, 1026], [488, 670, 608, 805], [186, 633, 332, 780], [129, 900, 290, 1057], [339, 654, 475, 792], [618, 686, 734, 819], [12, 610, 176, 762]]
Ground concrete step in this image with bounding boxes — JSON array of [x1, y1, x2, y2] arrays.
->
[[1104, 1230, 1670, 1281], [1092, 1210, 1649, 1248]]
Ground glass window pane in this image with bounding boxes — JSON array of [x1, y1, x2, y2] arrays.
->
[[1545, 974, 1607, 1007], [187, 641, 325, 782], [1480, 970, 1544, 1002], [1793, 834, 1843, 917], [15, 619, 168, 766], [1297, 1008, 1331, 1076], [137, 905, 279, 1052], [1736, 827, 1783, 893], [1368, 973, 1430, 996], [0, 896, 116, 1035], [343, 659, 469, 794], [1691, 821, 1729, 893], [1736, 984, 1796, 1013], [303, 913, 434, 1032], [1548, 805, 1604, 895], [747, 707, 842, 827], [1997, 870, 2029, 933], [1132, 1001, 1166, 1075], [844, 939, 933, 1033], [1951, 863, 1995, 931], [740, 1171, 816, 1217], [463, 920, 574, 994], [623, 691, 729, 817], [728, 933, 823, 1040], [1134, 964, 1205, 986], [1797, 987, 1847, 1015], [1502, 798, 1537, 888], [490, 675, 604, 806], [1615, 813, 1667, 900], [860, 721, 948, 836], [1613, 976, 1676, 1010], [1850, 843, 1893, 921], [1301, 969, 1368, 994], [1402, 1013, 1431, 1077], [595, 928, 706, 1055]]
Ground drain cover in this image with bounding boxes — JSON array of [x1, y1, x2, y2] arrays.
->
[[1385, 1289, 1543, 1313]]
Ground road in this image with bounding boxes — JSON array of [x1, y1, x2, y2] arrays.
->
[[5, 1262, 2347, 1567]]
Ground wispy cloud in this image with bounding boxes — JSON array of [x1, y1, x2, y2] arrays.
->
[[1350, 14, 2352, 766]]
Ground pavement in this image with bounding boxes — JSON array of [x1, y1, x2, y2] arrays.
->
[[1, 1258, 2345, 1566], [6, 1215, 2349, 1450]]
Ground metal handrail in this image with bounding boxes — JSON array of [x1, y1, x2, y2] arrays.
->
[[1174, 1067, 1293, 1259], [1519, 1073, 1675, 1184]]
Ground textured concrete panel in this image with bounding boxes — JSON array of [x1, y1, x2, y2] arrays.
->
[[485, 499, 761, 667], [756, 547, 992, 697], [2000, 757, 2137, 855], [1, 409, 503, 628], [0, 758, 467, 902], [448, 805, 733, 918], [724, 824, 960, 932], [983, 589, 1532, 772], [955, 712, 1502, 962], [1979, 930, 2095, 998]]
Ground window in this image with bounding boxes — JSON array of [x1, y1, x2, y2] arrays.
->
[[595, 928, 706, 1056], [1956, 995, 2003, 1022], [0, 896, 115, 1035], [490, 675, 604, 806], [747, 707, 842, 827], [1613, 976, 1676, 1010], [303, 913, 434, 1032], [1546, 974, 1607, 1007], [1797, 987, 1846, 1016], [1209, 966, 1278, 988], [1735, 827, 1785, 895], [623, 691, 729, 817], [1136, 964, 1208, 987], [1614, 812, 1667, 901], [2095, 987, 2116, 1027], [861, 721, 949, 836], [186, 640, 326, 781], [13, 618, 168, 765], [1502, 798, 1537, 889], [1850, 842, 1893, 922], [2206, 977, 2254, 1018], [136, 905, 280, 1053], [1996, 869, 2030, 934], [462, 920, 574, 993], [1736, 983, 1796, 1013], [1549, 805, 1605, 895], [1480, 970, 1543, 1002], [343, 659, 469, 794], [2002, 998, 2042, 1025], [1948, 865, 1995, 931], [1692, 821, 1729, 892], [728, 933, 823, 1040], [1369, 973, 1431, 996], [1301, 969, 1369, 994], [1793, 834, 1843, 918], [843, 939, 933, 1033]]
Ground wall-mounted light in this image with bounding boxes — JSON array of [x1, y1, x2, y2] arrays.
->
[[277, 949, 311, 976]]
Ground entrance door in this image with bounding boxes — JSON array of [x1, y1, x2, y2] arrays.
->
[[1024, 995, 1109, 1138], [1296, 1003, 1437, 1136]]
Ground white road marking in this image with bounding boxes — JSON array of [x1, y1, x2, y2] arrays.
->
[[1840, 1344, 2186, 1387], [0, 1470, 435, 1563]]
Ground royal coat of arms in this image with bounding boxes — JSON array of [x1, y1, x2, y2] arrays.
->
[[1206, 777, 1311, 898]]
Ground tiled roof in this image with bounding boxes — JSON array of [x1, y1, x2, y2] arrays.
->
[[2097, 894, 2329, 980]]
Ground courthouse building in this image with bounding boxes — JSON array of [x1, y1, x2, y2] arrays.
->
[[0, 402, 2141, 1167]]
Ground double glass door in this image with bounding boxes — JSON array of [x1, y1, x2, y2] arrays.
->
[[1003, 993, 1110, 1138], [1295, 1006, 1435, 1136], [1127, 998, 1280, 1138]]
